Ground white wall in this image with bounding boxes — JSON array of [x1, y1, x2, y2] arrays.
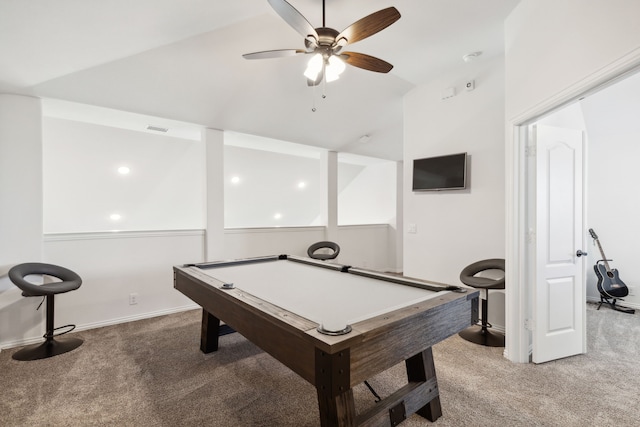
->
[[43, 117, 205, 232], [204, 128, 225, 262], [0, 95, 44, 346], [338, 160, 397, 226], [336, 225, 394, 271], [41, 231, 203, 336], [222, 225, 393, 271], [505, 0, 640, 121], [403, 55, 506, 328], [224, 145, 322, 228], [223, 227, 325, 260], [223, 134, 398, 230]]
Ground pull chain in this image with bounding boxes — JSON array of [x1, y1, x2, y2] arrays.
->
[[322, 74, 327, 99], [311, 82, 317, 112]]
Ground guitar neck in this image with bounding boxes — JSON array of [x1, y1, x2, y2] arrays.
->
[[594, 238, 611, 272]]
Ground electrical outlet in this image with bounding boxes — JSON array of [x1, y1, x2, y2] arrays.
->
[[129, 293, 138, 305]]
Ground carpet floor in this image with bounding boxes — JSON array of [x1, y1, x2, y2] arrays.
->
[[1, 302, 639, 426]]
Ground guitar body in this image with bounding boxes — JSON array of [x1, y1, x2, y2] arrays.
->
[[594, 263, 629, 298]]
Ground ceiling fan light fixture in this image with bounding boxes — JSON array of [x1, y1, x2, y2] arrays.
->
[[325, 55, 346, 82], [304, 53, 323, 80], [329, 55, 345, 73]]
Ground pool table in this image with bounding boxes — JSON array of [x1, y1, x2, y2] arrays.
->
[[173, 255, 479, 426]]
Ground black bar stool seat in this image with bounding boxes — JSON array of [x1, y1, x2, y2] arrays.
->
[[307, 241, 340, 260]]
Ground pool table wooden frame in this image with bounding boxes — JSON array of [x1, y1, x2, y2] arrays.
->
[[174, 255, 479, 427]]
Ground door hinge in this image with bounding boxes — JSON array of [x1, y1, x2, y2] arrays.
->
[[527, 228, 536, 244], [524, 318, 534, 331], [525, 145, 537, 157]]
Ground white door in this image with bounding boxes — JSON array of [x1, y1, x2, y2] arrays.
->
[[532, 124, 586, 363]]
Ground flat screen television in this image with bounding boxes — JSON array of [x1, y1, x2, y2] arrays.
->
[[412, 152, 467, 191]]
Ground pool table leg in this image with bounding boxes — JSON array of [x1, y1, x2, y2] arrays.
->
[[316, 388, 357, 427], [405, 347, 442, 421], [315, 348, 356, 426], [200, 310, 221, 353], [200, 309, 236, 353]]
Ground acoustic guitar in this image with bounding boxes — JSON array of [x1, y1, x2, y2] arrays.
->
[[589, 228, 629, 299]]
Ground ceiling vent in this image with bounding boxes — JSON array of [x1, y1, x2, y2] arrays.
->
[[146, 125, 169, 133]]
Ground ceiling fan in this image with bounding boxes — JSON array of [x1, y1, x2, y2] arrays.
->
[[243, 0, 401, 86]]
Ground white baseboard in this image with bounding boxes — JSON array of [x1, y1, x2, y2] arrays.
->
[[0, 303, 200, 352], [74, 303, 200, 332]]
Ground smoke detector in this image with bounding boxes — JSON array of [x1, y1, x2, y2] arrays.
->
[[462, 51, 483, 63]]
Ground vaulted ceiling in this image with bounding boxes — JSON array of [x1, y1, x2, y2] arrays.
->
[[0, 0, 520, 160]]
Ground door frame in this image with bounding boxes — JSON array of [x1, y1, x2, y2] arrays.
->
[[505, 54, 640, 363]]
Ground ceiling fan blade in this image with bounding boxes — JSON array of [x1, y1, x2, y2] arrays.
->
[[339, 52, 394, 73], [335, 7, 401, 46], [268, 0, 319, 44], [243, 49, 305, 60]]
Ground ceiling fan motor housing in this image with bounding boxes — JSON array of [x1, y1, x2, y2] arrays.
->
[[305, 27, 341, 51]]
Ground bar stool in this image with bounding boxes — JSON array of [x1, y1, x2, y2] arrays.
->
[[9, 262, 83, 361], [307, 241, 340, 261], [458, 258, 505, 347]]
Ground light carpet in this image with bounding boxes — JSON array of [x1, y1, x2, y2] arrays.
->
[[1, 302, 638, 426]]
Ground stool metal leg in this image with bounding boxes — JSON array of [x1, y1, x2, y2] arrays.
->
[[458, 289, 505, 347], [12, 295, 83, 361]]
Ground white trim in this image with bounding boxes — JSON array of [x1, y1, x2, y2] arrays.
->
[[505, 48, 640, 363], [224, 226, 325, 234], [223, 224, 391, 234], [43, 225, 389, 239], [44, 229, 204, 242], [509, 46, 640, 126], [505, 125, 530, 363], [0, 303, 200, 351], [338, 224, 390, 230]]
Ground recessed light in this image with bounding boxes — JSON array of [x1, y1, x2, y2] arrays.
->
[[117, 166, 130, 175], [110, 213, 122, 221], [231, 176, 241, 184], [274, 213, 282, 220], [297, 181, 306, 189]]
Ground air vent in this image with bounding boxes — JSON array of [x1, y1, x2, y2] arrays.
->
[[146, 125, 168, 133]]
